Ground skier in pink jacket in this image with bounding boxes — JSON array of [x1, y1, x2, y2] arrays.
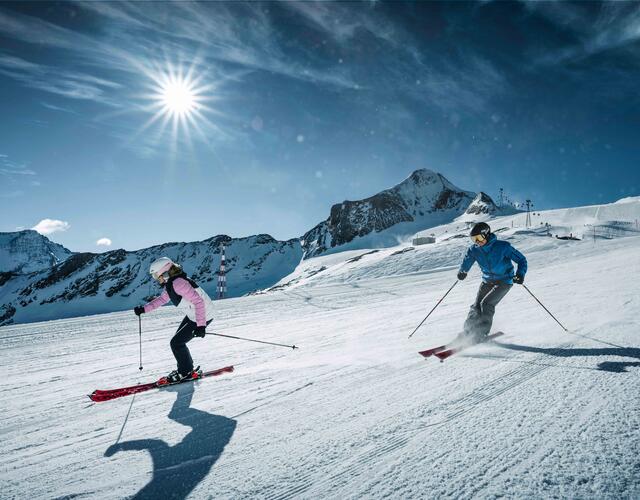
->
[[134, 257, 216, 384]]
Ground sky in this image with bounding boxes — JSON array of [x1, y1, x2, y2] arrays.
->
[[0, 1, 639, 252]]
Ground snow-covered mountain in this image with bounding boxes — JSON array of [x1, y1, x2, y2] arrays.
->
[[0, 234, 302, 326], [2, 169, 636, 327], [274, 195, 640, 292], [301, 169, 476, 258], [453, 191, 522, 224], [2, 197, 639, 499], [463, 191, 521, 216], [0, 229, 73, 274]]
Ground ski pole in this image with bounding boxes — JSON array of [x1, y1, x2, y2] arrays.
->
[[206, 332, 298, 350], [521, 283, 569, 332], [408, 280, 459, 339], [138, 315, 143, 371]]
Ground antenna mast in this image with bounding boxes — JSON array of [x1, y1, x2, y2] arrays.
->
[[217, 241, 227, 300]]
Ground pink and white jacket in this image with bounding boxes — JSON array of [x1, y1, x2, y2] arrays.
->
[[144, 277, 215, 327]]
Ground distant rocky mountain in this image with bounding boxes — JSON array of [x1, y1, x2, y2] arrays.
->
[[301, 169, 476, 258], [464, 192, 500, 215], [0, 230, 73, 274], [454, 192, 522, 224], [0, 234, 301, 326]]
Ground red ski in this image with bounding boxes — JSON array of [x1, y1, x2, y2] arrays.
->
[[89, 365, 234, 403], [418, 344, 448, 358], [433, 332, 504, 361]]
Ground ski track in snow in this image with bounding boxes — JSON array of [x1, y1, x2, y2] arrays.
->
[[1, 234, 639, 499]]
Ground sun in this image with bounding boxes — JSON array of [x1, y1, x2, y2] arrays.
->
[[160, 79, 197, 117], [136, 61, 223, 148]]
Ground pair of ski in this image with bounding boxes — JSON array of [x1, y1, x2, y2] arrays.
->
[[89, 365, 234, 403], [419, 332, 504, 361]]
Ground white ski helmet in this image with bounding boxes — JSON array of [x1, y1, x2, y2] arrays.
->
[[149, 257, 175, 281]]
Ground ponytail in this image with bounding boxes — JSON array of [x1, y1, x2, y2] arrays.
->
[[168, 264, 184, 278]]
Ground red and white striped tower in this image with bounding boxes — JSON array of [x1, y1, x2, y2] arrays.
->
[[217, 241, 226, 300]]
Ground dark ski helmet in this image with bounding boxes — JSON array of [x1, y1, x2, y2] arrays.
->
[[470, 222, 491, 242]]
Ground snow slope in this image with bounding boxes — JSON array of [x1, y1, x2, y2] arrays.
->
[[1, 221, 639, 498]]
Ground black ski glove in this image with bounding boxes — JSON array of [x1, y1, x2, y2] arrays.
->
[[457, 271, 467, 281], [134, 306, 145, 316], [513, 274, 524, 285], [194, 326, 206, 338]]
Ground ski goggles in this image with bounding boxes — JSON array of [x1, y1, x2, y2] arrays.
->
[[152, 271, 170, 283], [470, 234, 486, 243]]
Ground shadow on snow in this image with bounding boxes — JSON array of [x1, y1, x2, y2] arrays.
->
[[105, 382, 236, 499], [495, 342, 640, 373]]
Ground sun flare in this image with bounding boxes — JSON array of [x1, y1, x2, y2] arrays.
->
[[161, 80, 196, 116], [137, 61, 222, 148]]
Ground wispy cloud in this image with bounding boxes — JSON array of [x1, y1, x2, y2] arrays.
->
[[0, 155, 36, 176], [41, 101, 76, 114], [32, 219, 71, 235], [0, 154, 39, 199], [525, 1, 640, 65], [284, 2, 398, 47], [54, 2, 360, 90], [96, 237, 112, 246], [0, 168, 35, 175], [403, 55, 507, 114], [0, 9, 80, 50], [0, 53, 122, 104], [285, 2, 507, 114]]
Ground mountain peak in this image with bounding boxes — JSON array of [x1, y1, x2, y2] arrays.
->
[[465, 192, 499, 215], [302, 169, 475, 258], [0, 230, 74, 274], [405, 168, 438, 181]]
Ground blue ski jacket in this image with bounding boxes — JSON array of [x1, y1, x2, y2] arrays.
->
[[459, 233, 527, 284]]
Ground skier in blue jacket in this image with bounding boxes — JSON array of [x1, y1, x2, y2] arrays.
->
[[457, 222, 527, 341]]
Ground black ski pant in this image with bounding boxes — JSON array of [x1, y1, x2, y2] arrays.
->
[[463, 281, 512, 339], [170, 316, 211, 375]]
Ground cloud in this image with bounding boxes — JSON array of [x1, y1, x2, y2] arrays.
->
[[0, 9, 80, 50], [284, 2, 398, 46], [0, 167, 36, 176], [32, 219, 71, 235], [0, 53, 122, 104], [41, 102, 76, 114], [0, 3, 358, 92], [96, 237, 112, 246], [525, 1, 640, 65]]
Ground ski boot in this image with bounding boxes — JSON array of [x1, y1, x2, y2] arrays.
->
[[188, 366, 203, 380], [157, 366, 202, 386]]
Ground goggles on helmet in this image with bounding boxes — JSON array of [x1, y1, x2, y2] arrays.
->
[[471, 233, 486, 243], [152, 270, 170, 283]]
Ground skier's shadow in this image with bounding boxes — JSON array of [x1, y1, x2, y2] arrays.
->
[[105, 382, 236, 500], [495, 342, 640, 373]]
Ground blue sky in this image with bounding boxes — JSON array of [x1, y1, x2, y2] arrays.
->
[[0, 1, 638, 252]]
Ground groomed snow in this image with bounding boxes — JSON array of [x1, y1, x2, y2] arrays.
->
[[1, 229, 639, 498]]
